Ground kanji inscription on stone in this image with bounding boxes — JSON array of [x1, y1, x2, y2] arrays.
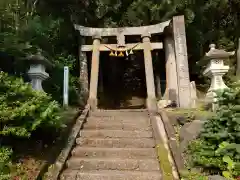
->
[[172, 15, 191, 108]]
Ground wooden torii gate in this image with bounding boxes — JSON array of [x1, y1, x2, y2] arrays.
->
[[75, 15, 191, 111]]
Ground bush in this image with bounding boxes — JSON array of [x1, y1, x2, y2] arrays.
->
[[0, 147, 12, 180], [0, 71, 61, 178], [188, 82, 240, 178], [0, 71, 61, 137]]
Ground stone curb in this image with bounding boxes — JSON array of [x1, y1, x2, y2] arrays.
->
[[42, 104, 90, 180], [158, 110, 185, 174], [150, 112, 180, 180]]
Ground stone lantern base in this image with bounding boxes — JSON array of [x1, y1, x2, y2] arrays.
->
[[28, 71, 49, 91]]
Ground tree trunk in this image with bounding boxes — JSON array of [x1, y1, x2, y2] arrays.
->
[[236, 38, 240, 76]]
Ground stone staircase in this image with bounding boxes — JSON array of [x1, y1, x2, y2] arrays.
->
[[60, 110, 162, 180]]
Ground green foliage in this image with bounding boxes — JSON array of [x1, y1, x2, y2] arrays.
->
[[0, 71, 61, 179], [0, 72, 61, 137], [222, 153, 236, 179], [188, 82, 240, 177], [43, 53, 81, 105], [0, 0, 80, 105], [0, 147, 12, 179], [180, 170, 208, 180]]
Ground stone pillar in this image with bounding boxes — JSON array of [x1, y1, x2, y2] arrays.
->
[[79, 50, 88, 104], [164, 35, 179, 105], [141, 32, 157, 112], [155, 74, 162, 99], [154, 52, 162, 99], [172, 15, 191, 108], [88, 35, 101, 110], [190, 81, 197, 108]]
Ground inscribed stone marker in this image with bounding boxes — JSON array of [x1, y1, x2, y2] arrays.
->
[[172, 16, 191, 108]]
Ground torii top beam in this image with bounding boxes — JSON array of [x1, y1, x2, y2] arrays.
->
[[74, 20, 171, 37]]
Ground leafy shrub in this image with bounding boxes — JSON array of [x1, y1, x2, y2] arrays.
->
[[0, 71, 61, 137], [0, 72, 61, 178], [188, 82, 240, 177], [0, 147, 12, 180]]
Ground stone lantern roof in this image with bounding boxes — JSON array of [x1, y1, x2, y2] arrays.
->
[[204, 44, 231, 60], [26, 51, 52, 68]]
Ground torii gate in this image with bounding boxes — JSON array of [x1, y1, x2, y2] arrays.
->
[[74, 15, 191, 111]]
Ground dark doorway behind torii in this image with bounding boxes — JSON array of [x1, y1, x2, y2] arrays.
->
[[98, 51, 147, 109]]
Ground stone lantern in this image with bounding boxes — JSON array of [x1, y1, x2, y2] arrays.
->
[[203, 44, 230, 101], [27, 52, 52, 91]]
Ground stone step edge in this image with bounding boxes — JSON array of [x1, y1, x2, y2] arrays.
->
[[72, 147, 157, 151], [71, 147, 157, 156], [86, 118, 150, 122], [62, 169, 161, 174], [94, 109, 148, 112], [76, 137, 155, 143], [62, 169, 161, 175], [67, 157, 159, 162], [79, 130, 153, 137], [85, 119, 151, 123], [80, 130, 152, 133]]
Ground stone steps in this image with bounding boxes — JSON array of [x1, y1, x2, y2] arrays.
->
[[80, 130, 153, 138], [76, 137, 156, 148], [83, 121, 152, 130], [60, 110, 161, 180], [61, 170, 162, 180], [90, 111, 148, 117], [66, 157, 160, 171], [87, 116, 150, 123], [71, 147, 157, 159]]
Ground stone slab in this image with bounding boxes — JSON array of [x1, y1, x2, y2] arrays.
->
[[76, 138, 155, 148], [83, 121, 152, 131], [61, 170, 162, 180], [71, 147, 157, 159], [66, 157, 160, 171], [90, 111, 148, 117], [80, 130, 153, 138], [172, 16, 191, 108], [87, 116, 150, 124]]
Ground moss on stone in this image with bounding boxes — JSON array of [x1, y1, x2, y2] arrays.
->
[[156, 144, 174, 180], [166, 108, 213, 117], [180, 170, 208, 180], [166, 108, 213, 124], [173, 124, 181, 146]]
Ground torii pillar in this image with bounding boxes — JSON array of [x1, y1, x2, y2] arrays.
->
[[142, 32, 157, 112], [88, 34, 101, 110]]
